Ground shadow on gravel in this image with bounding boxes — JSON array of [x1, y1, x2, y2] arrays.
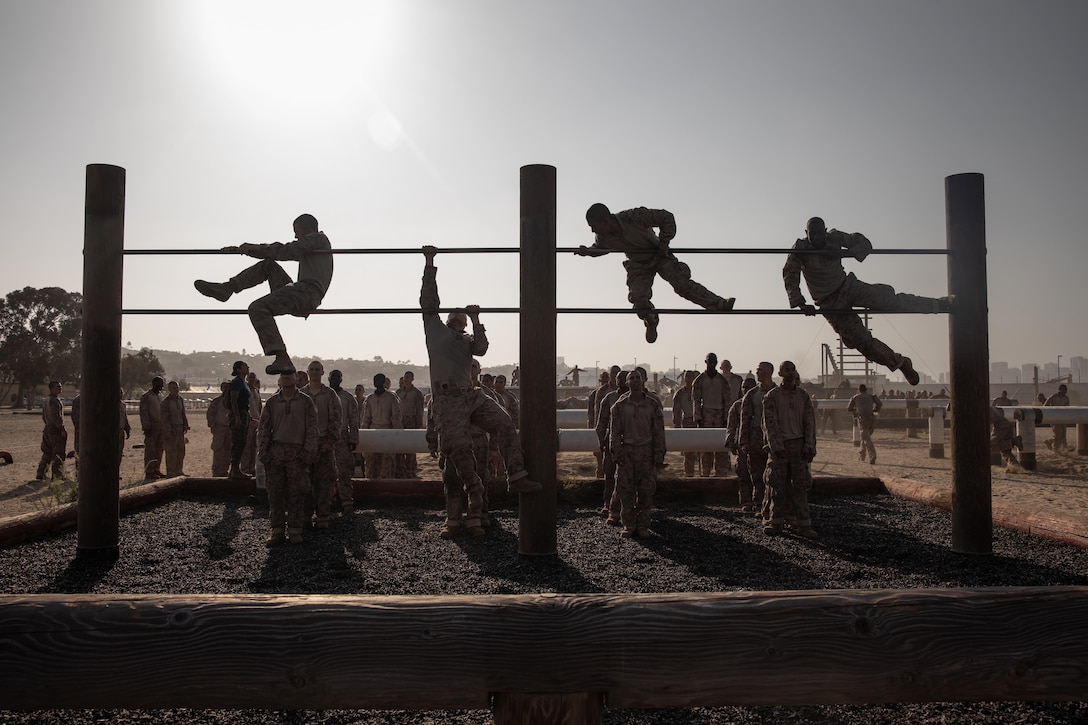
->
[[38, 555, 115, 594], [201, 501, 244, 560], [814, 496, 1088, 588], [644, 509, 823, 590]]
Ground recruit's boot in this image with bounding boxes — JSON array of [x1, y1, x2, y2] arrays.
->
[[899, 357, 920, 386], [194, 279, 234, 302], [644, 318, 659, 343], [229, 463, 253, 480], [265, 353, 295, 375], [507, 473, 542, 494]]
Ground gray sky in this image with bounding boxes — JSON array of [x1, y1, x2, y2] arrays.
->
[[2, 0, 1085, 383]]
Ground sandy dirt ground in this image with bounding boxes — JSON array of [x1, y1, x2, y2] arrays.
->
[[2, 408, 1086, 527]]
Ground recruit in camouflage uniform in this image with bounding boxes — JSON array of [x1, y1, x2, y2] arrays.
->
[[303, 361, 342, 528], [847, 384, 883, 465], [362, 374, 401, 479], [671, 370, 699, 477], [240, 373, 262, 475], [726, 377, 757, 508], [259, 372, 319, 546], [576, 205, 735, 343], [160, 381, 190, 477], [693, 354, 730, 476], [420, 246, 540, 498], [784, 217, 950, 386], [206, 382, 231, 477], [426, 410, 488, 537], [139, 376, 165, 479], [739, 362, 775, 518], [328, 370, 359, 513], [35, 381, 67, 481], [1044, 385, 1070, 451], [990, 406, 1020, 469], [194, 214, 333, 376], [609, 373, 666, 537], [588, 370, 614, 478], [396, 371, 426, 478], [595, 371, 630, 522], [761, 361, 818, 539]]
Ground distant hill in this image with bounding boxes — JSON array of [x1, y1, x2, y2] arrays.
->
[[124, 347, 519, 393]]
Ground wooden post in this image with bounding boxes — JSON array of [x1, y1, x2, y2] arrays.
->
[[518, 164, 557, 556], [946, 173, 991, 555], [77, 164, 125, 563]]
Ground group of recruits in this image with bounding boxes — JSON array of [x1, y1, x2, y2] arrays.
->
[[589, 357, 878, 540], [188, 206, 952, 543]]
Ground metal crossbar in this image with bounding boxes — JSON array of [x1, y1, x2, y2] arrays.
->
[[121, 246, 950, 256], [120, 307, 947, 315]]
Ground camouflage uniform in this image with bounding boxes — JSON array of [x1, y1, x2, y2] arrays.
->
[[139, 388, 164, 478], [610, 392, 666, 533], [671, 384, 698, 477], [588, 380, 614, 478], [595, 386, 626, 517], [206, 394, 231, 477], [241, 388, 262, 474], [784, 229, 943, 372], [258, 389, 319, 541], [226, 232, 333, 357], [305, 383, 342, 526], [160, 393, 189, 477], [693, 370, 729, 475], [587, 207, 730, 327], [762, 385, 817, 530], [725, 397, 750, 505], [739, 385, 771, 518], [395, 385, 425, 478], [426, 413, 486, 533], [990, 406, 1018, 466], [362, 390, 401, 479], [333, 387, 359, 510], [35, 393, 67, 481], [421, 260, 533, 493], [847, 390, 882, 463], [1044, 390, 1070, 451]]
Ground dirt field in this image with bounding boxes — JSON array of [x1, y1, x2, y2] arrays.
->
[[2, 407, 1087, 528]]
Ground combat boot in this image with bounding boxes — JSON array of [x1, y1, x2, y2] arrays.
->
[[898, 357, 920, 386], [507, 473, 542, 494], [229, 463, 253, 480], [194, 279, 234, 302], [266, 353, 295, 375]]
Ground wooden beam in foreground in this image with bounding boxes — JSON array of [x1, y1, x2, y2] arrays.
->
[[2, 587, 1086, 710]]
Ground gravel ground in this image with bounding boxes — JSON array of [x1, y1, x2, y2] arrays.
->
[[2, 489, 1088, 724]]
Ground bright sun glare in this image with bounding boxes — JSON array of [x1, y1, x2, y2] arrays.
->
[[193, 0, 403, 114]]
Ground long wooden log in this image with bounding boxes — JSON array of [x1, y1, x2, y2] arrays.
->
[[2, 588, 1087, 710]]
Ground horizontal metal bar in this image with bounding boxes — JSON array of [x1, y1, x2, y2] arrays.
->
[[120, 307, 949, 315], [558, 247, 951, 255], [121, 247, 520, 256], [121, 246, 950, 256]]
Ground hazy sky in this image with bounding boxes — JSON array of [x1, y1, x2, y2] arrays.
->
[[2, 0, 1085, 384]]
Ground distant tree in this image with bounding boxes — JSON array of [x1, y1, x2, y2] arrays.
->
[[0, 286, 83, 405], [121, 348, 165, 396]]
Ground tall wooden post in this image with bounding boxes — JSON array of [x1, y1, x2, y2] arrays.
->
[[77, 164, 125, 562], [518, 164, 558, 557], [946, 172, 991, 554]]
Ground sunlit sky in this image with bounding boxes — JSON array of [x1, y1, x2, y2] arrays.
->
[[2, 0, 1086, 385]]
